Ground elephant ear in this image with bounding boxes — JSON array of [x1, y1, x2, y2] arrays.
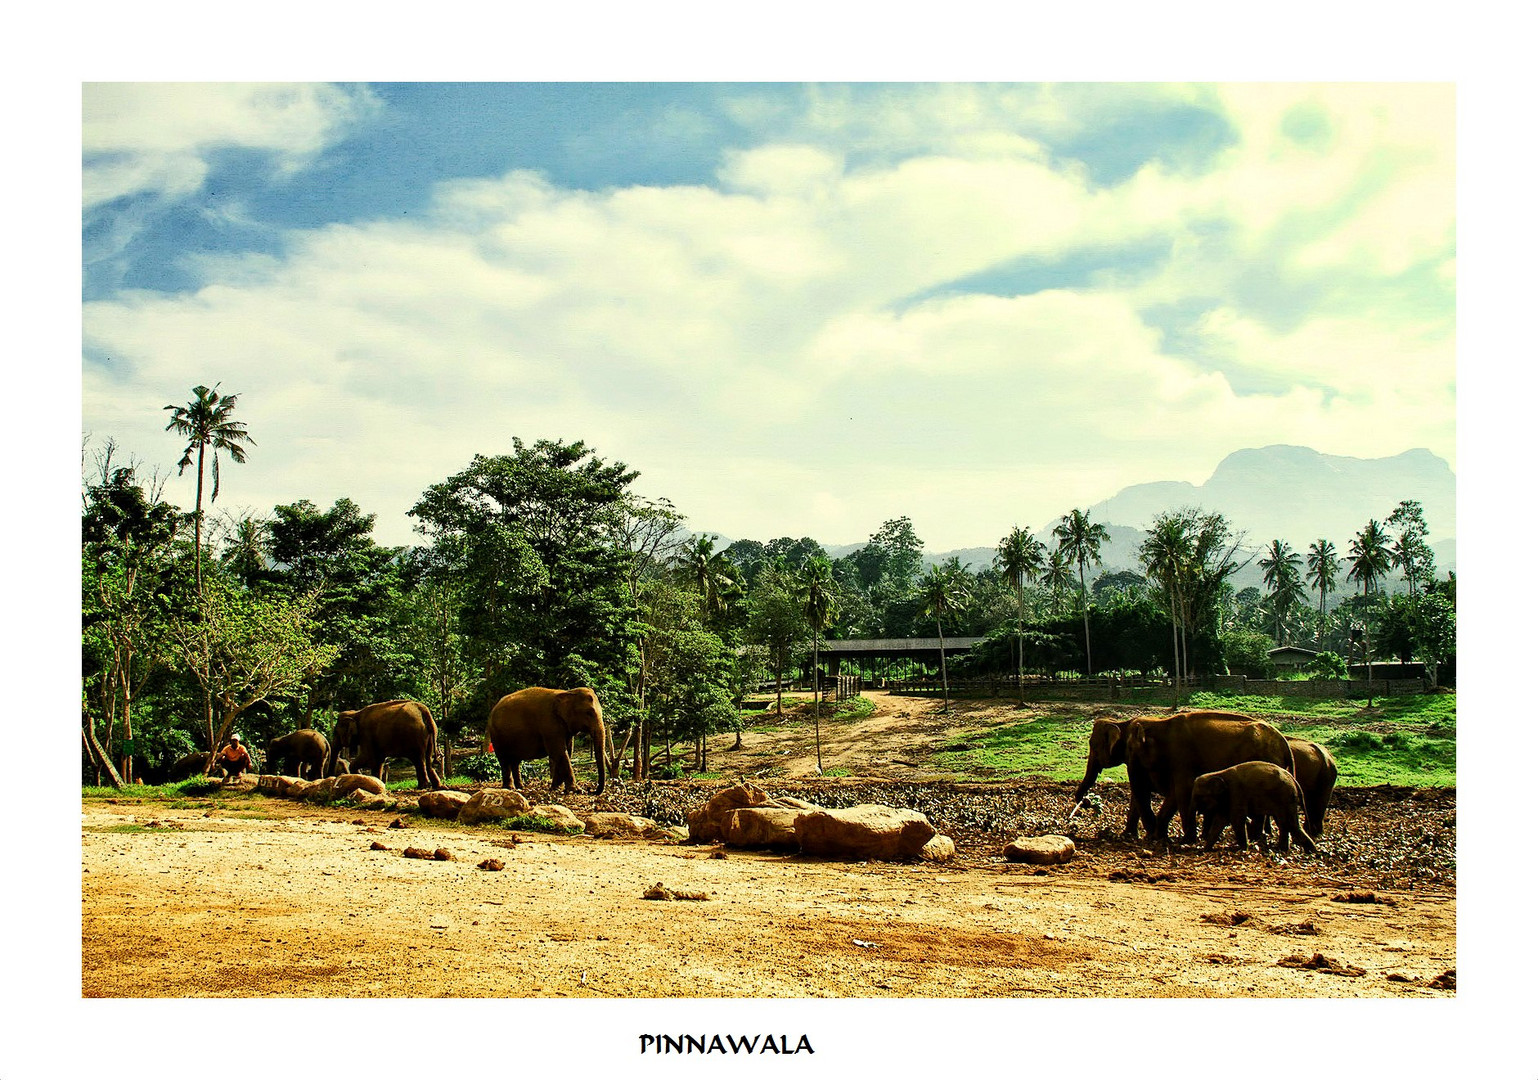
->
[[1103, 722, 1124, 762]]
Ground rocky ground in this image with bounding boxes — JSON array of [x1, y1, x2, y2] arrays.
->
[[82, 691, 1454, 1002]]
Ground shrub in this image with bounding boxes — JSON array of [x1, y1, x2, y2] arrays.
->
[[1306, 652, 1349, 680], [457, 753, 500, 782]]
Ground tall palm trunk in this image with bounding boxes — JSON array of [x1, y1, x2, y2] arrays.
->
[[936, 615, 950, 713], [1078, 562, 1093, 679]]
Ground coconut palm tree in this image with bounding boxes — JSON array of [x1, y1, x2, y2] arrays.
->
[[1139, 512, 1194, 704], [1043, 547, 1074, 617], [675, 533, 739, 627], [164, 384, 255, 599], [1053, 509, 1110, 679], [994, 526, 1045, 701], [1258, 539, 1306, 644], [1305, 539, 1339, 645], [799, 556, 838, 772], [919, 559, 971, 713], [1348, 519, 1393, 704]]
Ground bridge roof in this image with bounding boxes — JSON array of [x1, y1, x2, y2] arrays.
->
[[817, 637, 988, 654]]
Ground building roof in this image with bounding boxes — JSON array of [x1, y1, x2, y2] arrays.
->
[[817, 637, 988, 654]]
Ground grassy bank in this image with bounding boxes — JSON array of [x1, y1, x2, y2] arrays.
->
[[932, 691, 1455, 787]]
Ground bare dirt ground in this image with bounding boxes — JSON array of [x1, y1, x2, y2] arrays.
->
[[81, 692, 1454, 999]]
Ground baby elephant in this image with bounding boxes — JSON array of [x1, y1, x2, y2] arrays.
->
[[1191, 761, 1317, 854]]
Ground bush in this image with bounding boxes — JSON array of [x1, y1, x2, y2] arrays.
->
[[1306, 652, 1349, 680], [457, 753, 500, 782]]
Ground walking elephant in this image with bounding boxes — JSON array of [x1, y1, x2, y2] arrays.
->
[[1192, 761, 1317, 853], [167, 751, 214, 781], [1071, 717, 1172, 839], [265, 729, 330, 780], [329, 699, 443, 790], [486, 687, 610, 796], [1125, 710, 1294, 844]]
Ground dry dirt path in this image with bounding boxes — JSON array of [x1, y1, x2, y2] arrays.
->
[[82, 798, 1454, 999]]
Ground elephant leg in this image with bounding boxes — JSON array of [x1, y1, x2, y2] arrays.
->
[[550, 752, 576, 793], [1293, 820, 1317, 854]]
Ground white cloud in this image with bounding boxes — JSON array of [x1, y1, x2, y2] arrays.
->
[[82, 82, 378, 207], [82, 84, 1455, 552]]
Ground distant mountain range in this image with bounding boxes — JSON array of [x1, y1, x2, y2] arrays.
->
[[924, 445, 1455, 589]]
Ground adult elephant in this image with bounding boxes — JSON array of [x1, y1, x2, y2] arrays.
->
[[1286, 736, 1338, 839], [167, 751, 214, 781], [486, 687, 609, 796], [1125, 710, 1294, 844], [265, 729, 330, 780], [329, 699, 443, 790], [1071, 717, 1172, 839]]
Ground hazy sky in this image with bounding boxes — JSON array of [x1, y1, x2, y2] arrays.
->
[[82, 82, 1455, 552]]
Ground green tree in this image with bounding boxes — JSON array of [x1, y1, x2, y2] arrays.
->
[[1042, 546, 1075, 617], [1386, 499, 1436, 596], [800, 556, 839, 771], [409, 438, 637, 706], [1258, 539, 1306, 644], [746, 562, 810, 716], [1305, 539, 1340, 645], [1053, 509, 1110, 678], [166, 577, 340, 752], [82, 444, 182, 785], [919, 558, 972, 713], [993, 525, 1046, 701], [1139, 512, 1194, 703], [675, 534, 741, 629], [163, 384, 255, 599]]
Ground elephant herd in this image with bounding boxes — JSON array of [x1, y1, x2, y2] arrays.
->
[[1073, 709, 1338, 854], [223, 687, 613, 797]]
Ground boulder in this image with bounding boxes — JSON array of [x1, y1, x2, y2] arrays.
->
[[417, 790, 471, 820], [919, 834, 956, 863], [283, 778, 315, 800], [721, 807, 801, 850], [525, 804, 585, 833], [578, 812, 654, 839], [793, 805, 937, 861], [333, 774, 387, 798], [257, 775, 298, 796], [300, 777, 338, 803], [687, 784, 820, 843], [1004, 835, 1076, 865], [456, 788, 533, 825]]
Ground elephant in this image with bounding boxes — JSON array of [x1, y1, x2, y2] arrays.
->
[[1191, 761, 1317, 854], [486, 686, 610, 795], [167, 751, 214, 781], [328, 699, 443, 790], [1286, 736, 1338, 840], [265, 729, 330, 780], [1125, 710, 1295, 844], [1071, 717, 1172, 839], [327, 756, 351, 777]]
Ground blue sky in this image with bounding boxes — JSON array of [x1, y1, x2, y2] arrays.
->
[[82, 82, 1456, 551]]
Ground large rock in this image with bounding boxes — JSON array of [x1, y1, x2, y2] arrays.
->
[[417, 790, 471, 820], [526, 804, 585, 834], [456, 789, 533, 825], [722, 807, 801, 850], [333, 774, 387, 798], [919, 834, 956, 863], [687, 784, 818, 843], [578, 812, 655, 839], [1004, 835, 1076, 865], [301, 777, 338, 803], [793, 805, 937, 861], [258, 775, 305, 798]]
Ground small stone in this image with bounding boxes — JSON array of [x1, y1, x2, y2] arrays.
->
[[432, 848, 453, 861], [477, 858, 505, 871], [1004, 835, 1076, 865], [402, 846, 432, 859], [369, 841, 390, 851]]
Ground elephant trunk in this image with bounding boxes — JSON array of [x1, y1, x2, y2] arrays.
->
[[1072, 757, 1103, 805]]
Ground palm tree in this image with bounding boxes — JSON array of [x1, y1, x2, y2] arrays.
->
[[1348, 519, 1392, 703], [675, 534, 739, 626], [994, 526, 1045, 701], [1305, 539, 1339, 645], [1053, 509, 1110, 679], [164, 384, 255, 599], [799, 556, 838, 772], [919, 559, 971, 713], [1139, 512, 1194, 705], [1043, 547, 1075, 617], [1258, 539, 1306, 644]]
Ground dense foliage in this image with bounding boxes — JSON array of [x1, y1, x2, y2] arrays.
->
[[82, 391, 1456, 788]]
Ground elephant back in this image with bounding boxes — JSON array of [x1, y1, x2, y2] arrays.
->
[[1173, 711, 1294, 774]]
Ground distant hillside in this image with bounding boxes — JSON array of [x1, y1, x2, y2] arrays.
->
[[718, 446, 1456, 589]]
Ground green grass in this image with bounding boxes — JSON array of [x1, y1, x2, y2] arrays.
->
[[933, 694, 1456, 788], [1117, 689, 1456, 727], [82, 777, 222, 800]]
